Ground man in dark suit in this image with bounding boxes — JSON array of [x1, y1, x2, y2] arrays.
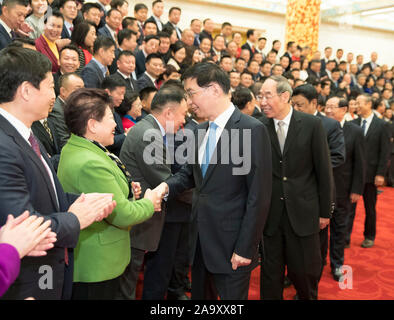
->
[[0, 47, 115, 300], [325, 96, 366, 281], [119, 85, 189, 300], [241, 29, 257, 59], [97, 8, 121, 46], [31, 115, 61, 171], [135, 34, 160, 78], [346, 94, 391, 248], [163, 7, 182, 40], [0, 0, 29, 50], [48, 73, 84, 150], [307, 60, 323, 84], [81, 36, 116, 88], [145, 0, 164, 32], [59, 0, 78, 40], [111, 50, 139, 94], [258, 76, 334, 300], [133, 3, 148, 45], [157, 63, 272, 300], [362, 52, 379, 72], [137, 53, 163, 91], [198, 18, 213, 44], [292, 84, 345, 284], [109, 29, 138, 75], [95, 0, 109, 29]]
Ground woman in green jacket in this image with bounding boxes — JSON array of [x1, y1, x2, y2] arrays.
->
[[57, 88, 160, 299]]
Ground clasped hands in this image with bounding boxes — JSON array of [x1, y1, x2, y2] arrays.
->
[[132, 182, 168, 212]]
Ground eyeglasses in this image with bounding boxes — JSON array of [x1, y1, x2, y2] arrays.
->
[[185, 85, 212, 99], [256, 93, 281, 101]]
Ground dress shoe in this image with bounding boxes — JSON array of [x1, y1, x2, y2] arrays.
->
[[284, 276, 292, 288], [361, 239, 374, 248], [332, 268, 344, 282]]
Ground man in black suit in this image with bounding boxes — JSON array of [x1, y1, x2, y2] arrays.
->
[[307, 60, 323, 84], [109, 29, 138, 75], [97, 8, 121, 46], [198, 18, 213, 44], [0, 47, 115, 300], [96, 0, 110, 29], [111, 50, 139, 94], [163, 7, 182, 40], [283, 41, 296, 62], [133, 3, 148, 46], [48, 73, 84, 150], [241, 29, 257, 59], [145, 0, 164, 32], [258, 76, 334, 300], [81, 36, 116, 88], [59, 0, 78, 40], [363, 52, 379, 72], [157, 63, 272, 300], [137, 53, 163, 91], [119, 85, 189, 300], [0, 0, 29, 50], [135, 34, 160, 78], [81, 2, 102, 28], [292, 84, 345, 283], [346, 94, 391, 248], [325, 96, 366, 281]]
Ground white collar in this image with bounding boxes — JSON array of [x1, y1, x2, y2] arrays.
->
[[340, 118, 346, 128], [144, 70, 157, 82], [117, 70, 131, 79], [0, 107, 31, 142], [210, 103, 235, 130], [361, 112, 374, 124], [149, 114, 166, 137], [274, 107, 293, 127], [0, 17, 12, 38]]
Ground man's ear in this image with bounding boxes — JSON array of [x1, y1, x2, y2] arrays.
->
[[311, 98, 318, 109], [210, 82, 222, 97], [18, 81, 33, 102], [281, 91, 290, 104]]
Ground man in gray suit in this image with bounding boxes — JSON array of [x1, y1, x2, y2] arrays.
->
[[118, 84, 188, 300], [48, 73, 84, 150]]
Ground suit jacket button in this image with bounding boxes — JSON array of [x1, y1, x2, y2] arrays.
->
[[283, 177, 287, 181], [280, 197, 284, 200]]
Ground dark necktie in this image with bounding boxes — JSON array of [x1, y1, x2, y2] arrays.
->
[[361, 119, 367, 136], [126, 77, 134, 90], [10, 30, 17, 40], [42, 119, 53, 142]]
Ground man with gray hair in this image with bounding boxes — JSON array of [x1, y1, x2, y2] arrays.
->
[[258, 75, 334, 300]]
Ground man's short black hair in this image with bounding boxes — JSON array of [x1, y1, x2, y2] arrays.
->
[[101, 74, 126, 91], [118, 28, 137, 46], [118, 50, 134, 60], [293, 83, 318, 102], [82, 2, 101, 14], [150, 84, 185, 113], [59, 44, 80, 57], [93, 36, 116, 55], [169, 6, 181, 15], [182, 62, 230, 95], [231, 86, 252, 110], [139, 86, 157, 101], [134, 3, 148, 12], [246, 29, 255, 39], [2, 0, 29, 7], [122, 17, 137, 29], [221, 22, 232, 29], [0, 47, 52, 103], [9, 37, 36, 48], [144, 34, 159, 44], [145, 52, 162, 64]]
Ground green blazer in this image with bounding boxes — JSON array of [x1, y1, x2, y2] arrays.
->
[[57, 134, 154, 283]]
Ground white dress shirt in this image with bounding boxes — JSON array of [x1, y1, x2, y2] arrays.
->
[[198, 103, 235, 166], [360, 112, 374, 135], [274, 107, 293, 140]]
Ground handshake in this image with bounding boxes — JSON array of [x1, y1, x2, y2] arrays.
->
[[132, 182, 169, 212]]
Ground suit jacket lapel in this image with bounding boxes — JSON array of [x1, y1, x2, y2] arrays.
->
[[0, 115, 59, 210], [264, 117, 281, 157], [283, 111, 301, 156], [366, 115, 378, 138], [201, 108, 241, 187]]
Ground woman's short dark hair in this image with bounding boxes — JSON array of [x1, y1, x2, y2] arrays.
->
[[0, 47, 52, 103], [182, 62, 230, 94], [117, 91, 140, 116], [64, 88, 112, 136], [71, 21, 96, 49], [170, 40, 185, 54], [231, 86, 253, 110]]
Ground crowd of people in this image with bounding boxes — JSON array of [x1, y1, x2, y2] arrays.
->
[[0, 0, 393, 300]]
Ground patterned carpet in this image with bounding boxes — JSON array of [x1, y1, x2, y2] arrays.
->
[[248, 186, 394, 300]]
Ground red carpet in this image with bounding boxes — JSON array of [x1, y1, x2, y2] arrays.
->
[[136, 187, 394, 300]]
